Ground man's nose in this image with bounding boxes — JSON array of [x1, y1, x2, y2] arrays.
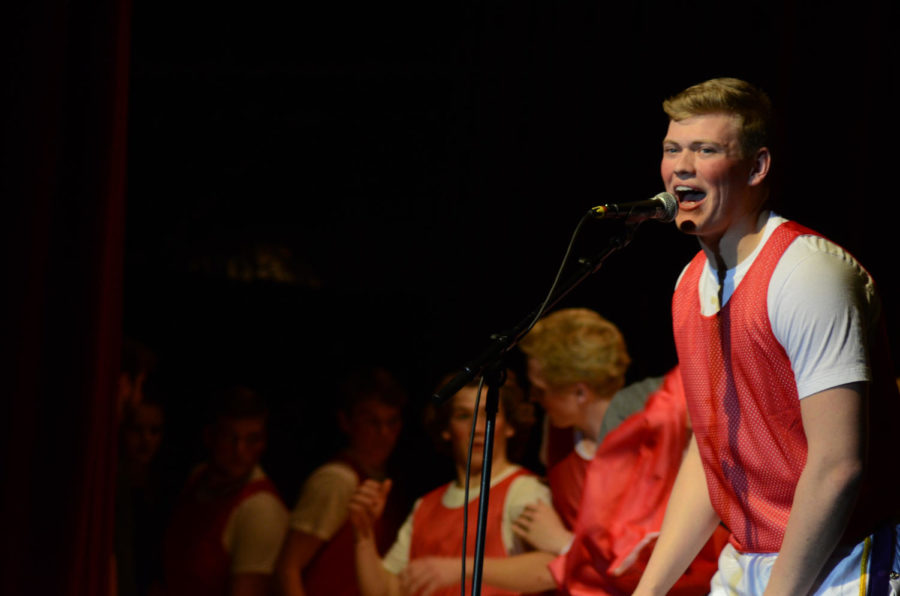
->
[[474, 416, 488, 434], [234, 437, 255, 456], [674, 150, 695, 177]]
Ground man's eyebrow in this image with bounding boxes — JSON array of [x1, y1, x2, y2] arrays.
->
[[662, 139, 726, 147]]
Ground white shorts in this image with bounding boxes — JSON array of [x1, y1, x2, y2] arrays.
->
[[709, 524, 899, 596]]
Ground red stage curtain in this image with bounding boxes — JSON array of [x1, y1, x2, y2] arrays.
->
[[2, 1, 131, 595]]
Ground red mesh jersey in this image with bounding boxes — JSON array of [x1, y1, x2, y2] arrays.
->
[[672, 221, 816, 553]]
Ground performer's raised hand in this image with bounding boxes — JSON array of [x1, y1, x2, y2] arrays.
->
[[348, 478, 392, 541]]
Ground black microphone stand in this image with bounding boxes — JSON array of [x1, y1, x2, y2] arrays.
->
[[469, 362, 504, 595], [433, 221, 641, 596]]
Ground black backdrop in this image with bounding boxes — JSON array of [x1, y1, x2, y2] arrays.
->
[[123, 0, 900, 503]]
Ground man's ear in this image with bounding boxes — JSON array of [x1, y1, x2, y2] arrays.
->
[[748, 146, 771, 186], [574, 382, 588, 404]]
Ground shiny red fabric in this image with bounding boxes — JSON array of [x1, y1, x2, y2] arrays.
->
[[409, 468, 530, 596], [163, 472, 282, 596], [549, 368, 725, 595]]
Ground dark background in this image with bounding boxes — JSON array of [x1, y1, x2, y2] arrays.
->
[[122, 0, 900, 502], [4, 1, 898, 593]]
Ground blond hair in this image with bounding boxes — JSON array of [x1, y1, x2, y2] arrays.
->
[[519, 308, 630, 396], [663, 77, 773, 158]]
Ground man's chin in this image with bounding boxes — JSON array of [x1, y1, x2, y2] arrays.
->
[[464, 454, 485, 470], [679, 220, 697, 234], [221, 466, 254, 483]]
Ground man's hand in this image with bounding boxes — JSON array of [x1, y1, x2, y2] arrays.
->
[[348, 479, 392, 541], [399, 557, 461, 596], [632, 436, 720, 596], [512, 500, 573, 554]]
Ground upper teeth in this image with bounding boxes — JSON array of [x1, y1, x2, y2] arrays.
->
[[675, 185, 694, 192]]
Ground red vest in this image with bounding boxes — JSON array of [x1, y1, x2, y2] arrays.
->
[[409, 468, 530, 596], [672, 221, 900, 552], [163, 469, 282, 596], [549, 368, 725, 595], [547, 448, 589, 531], [545, 425, 579, 470]]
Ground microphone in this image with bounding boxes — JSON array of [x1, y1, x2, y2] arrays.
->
[[590, 192, 678, 223]]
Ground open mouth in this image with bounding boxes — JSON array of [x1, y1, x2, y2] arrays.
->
[[675, 185, 707, 203]]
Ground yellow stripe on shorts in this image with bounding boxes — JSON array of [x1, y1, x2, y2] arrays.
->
[[859, 535, 873, 596]]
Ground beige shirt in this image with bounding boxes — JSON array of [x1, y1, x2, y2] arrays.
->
[[222, 466, 290, 574], [289, 461, 359, 540]]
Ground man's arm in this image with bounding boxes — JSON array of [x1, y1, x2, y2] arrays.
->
[[230, 573, 273, 596], [353, 530, 402, 596], [400, 552, 557, 595], [481, 552, 557, 592], [633, 435, 721, 596], [274, 530, 323, 596], [762, 382, 865, 596], [276, 463, 359, 596], [228, 491, 289, 596], [349, 479, 402, 596]]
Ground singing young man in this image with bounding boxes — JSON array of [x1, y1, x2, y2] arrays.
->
[[633, 77, 900, 596]]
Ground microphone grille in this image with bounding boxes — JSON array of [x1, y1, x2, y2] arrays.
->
[[654, 192, 678, 222]]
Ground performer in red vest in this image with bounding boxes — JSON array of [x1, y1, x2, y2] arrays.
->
[[513, 308, 725, 595], [634, 77, 900, 596], [163, 386, 288, 596], [275, 367, 407, 596], [348, 375, 551, 596], [541, 367, 727, 596]]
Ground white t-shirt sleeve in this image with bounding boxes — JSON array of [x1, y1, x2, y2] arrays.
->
[[381, 499, 421, 575], [226, 491, 290, 574], [769, 235, 877, 398], [502, 475, 552, 554], [289, 462, 359, 540]]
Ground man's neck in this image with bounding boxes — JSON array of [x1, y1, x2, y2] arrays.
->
[[580, 395, 612, 441], [700, 209, 769, 271], [455, 457, 511, 488], [198, 464, 252, 498], [343, 448, 387, 479]]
